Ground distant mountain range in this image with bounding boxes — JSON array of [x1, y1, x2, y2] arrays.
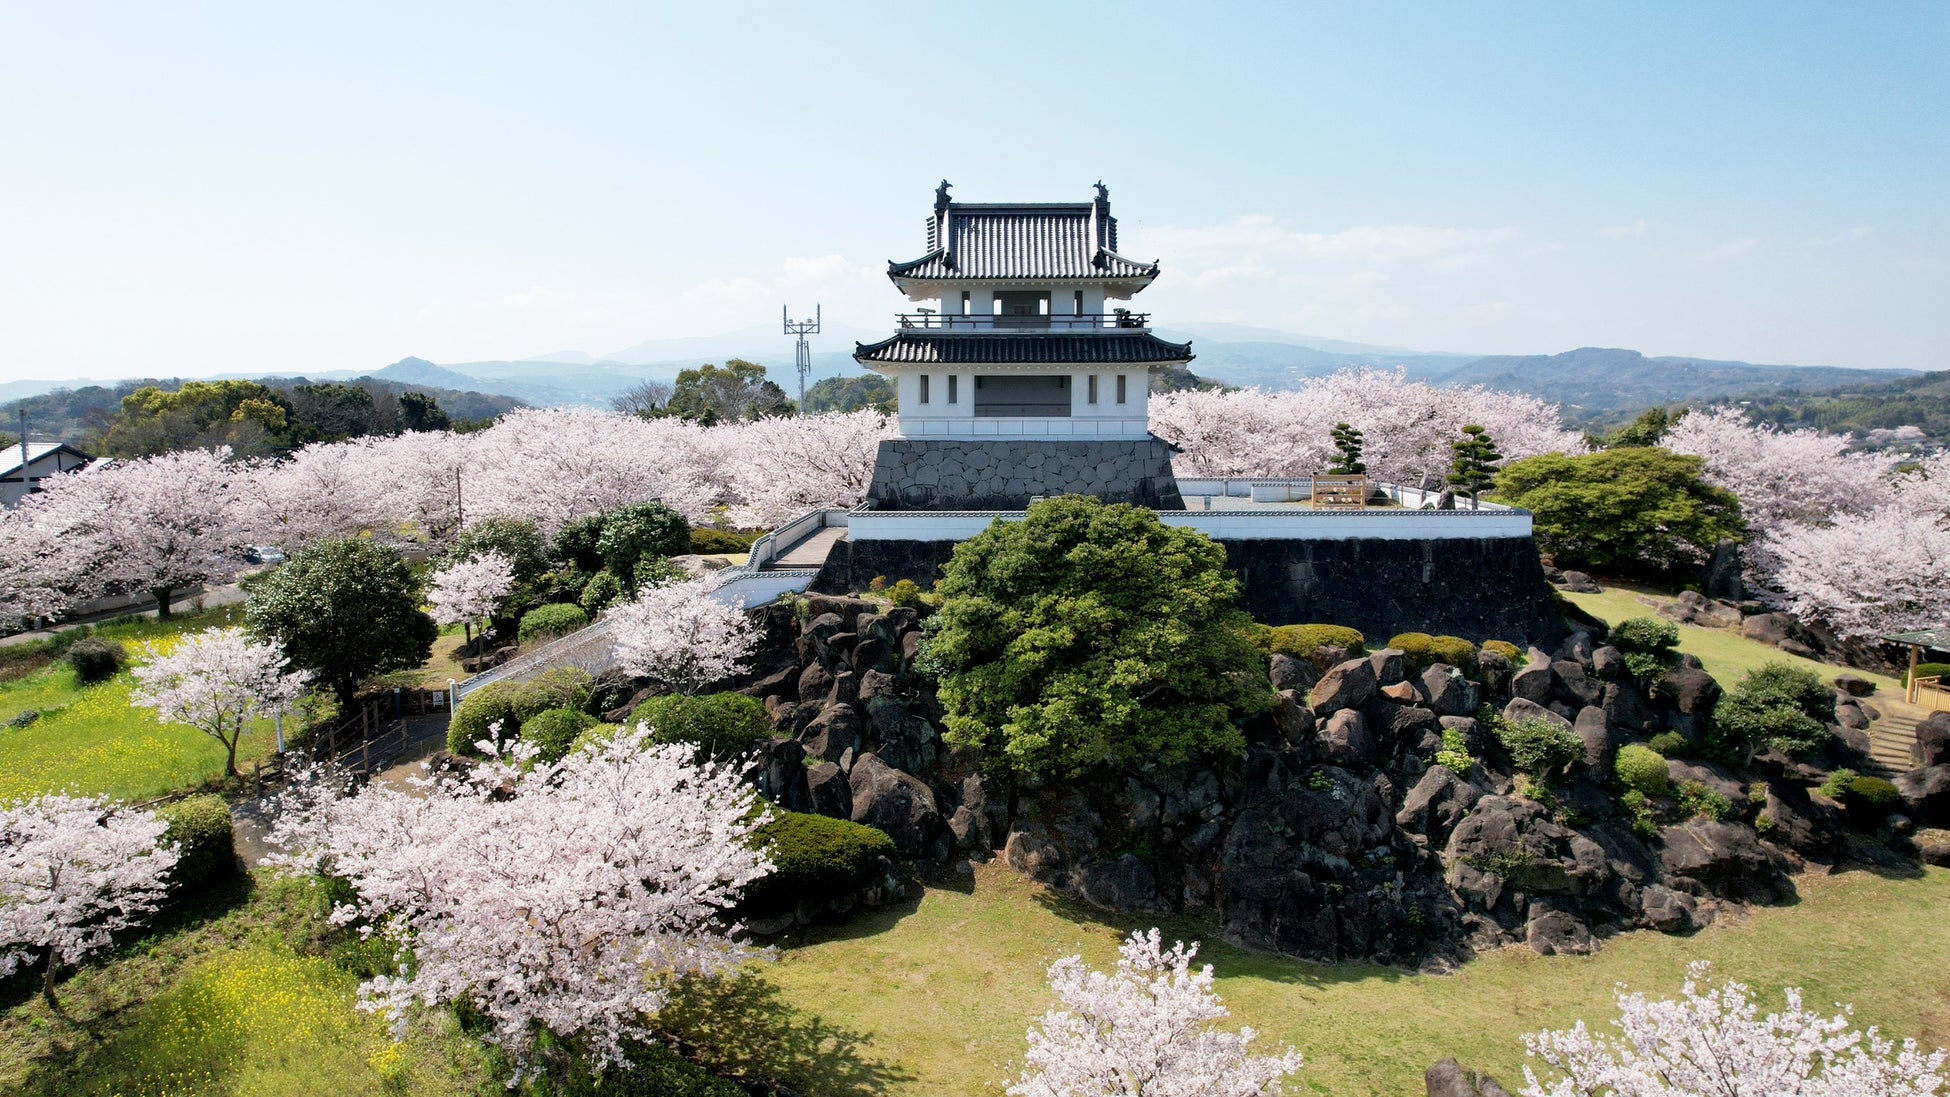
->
[[2, 323, 1927, 434]]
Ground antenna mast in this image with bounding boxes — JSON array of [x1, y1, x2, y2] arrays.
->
[[782, 303, 821, 407]]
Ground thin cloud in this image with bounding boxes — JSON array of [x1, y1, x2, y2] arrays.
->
[[1599, 218, 1650, 239]]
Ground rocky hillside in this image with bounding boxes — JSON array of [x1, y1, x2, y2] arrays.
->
[[723, 595, 1950, 965]]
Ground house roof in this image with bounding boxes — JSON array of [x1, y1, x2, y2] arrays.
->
[[853, 331, 1194, 366], [1883, 627, 1950, 651], [0, 442, 90, 477], [888, 182, 1161, 285]]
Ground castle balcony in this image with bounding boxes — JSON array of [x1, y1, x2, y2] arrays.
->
[[894, 311, 1150, 332]]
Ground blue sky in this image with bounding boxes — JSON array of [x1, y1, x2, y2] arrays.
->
[[1, 2, 1945, 382]]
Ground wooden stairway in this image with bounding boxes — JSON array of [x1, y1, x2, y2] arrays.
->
[[1866, 707, 1922, 776]]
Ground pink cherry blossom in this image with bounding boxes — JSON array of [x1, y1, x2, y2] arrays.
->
[[130, 626, 311, 776]]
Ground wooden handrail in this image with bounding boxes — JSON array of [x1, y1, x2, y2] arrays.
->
[[1909, 674, 1944, 709]]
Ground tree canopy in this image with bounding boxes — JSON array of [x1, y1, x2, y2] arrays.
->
[[920, 496, 1271, 777], [803, 374, 896, 415], [667, 360, 793, 424], [245, 538, 437, 706], [1496, 448, 1745, 574]]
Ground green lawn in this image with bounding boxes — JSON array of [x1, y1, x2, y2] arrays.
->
[[716, 863, 1950, 1097], [1556, 583, 1906, 696], [0, 606, 283, 802]]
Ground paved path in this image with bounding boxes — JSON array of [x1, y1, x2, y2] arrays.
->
[[766, 526, 847, 569]]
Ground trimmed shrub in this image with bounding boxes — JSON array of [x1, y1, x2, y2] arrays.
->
[[1824, 769, 1900, 826], [1496, 716, 1584, 779], [1388, 632, 1476, 672], [67, 637, 125, 684], [1481, 639, 1523, 662], [690, 528, 755, 555], [1715, 662, 1835, 760], [520, 707, 596, 763], [1610, 616, 1680, 682], [596, 502, 691, 584], [448, 682, 523, 756], [518, 603, 589, 646], [1676, 780, 1733, 822], [157, 794, 236, 896], [579, 568, 624, 614], [1614, 744, 1671, 798], [1648, 731, 1691, 759], [886, 578, 927, 610], [628, 692, 773, 762], [1263, 624, 1366, 662], [552, 513, 609, 574], [514, 666, 594, 715], [740, 810, 897, 918], [442, 517, 551, 587], [632, 555, 687, 592], [1910, 662, 1950, 686]]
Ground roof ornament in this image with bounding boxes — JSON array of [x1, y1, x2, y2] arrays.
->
[[934, 178, 952, 212], [1093, 180, 1108, 203]]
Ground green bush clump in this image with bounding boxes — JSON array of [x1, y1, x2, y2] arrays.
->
[[552, 513, 610, 574], [66, 637, 125, 684], [442, 517, 551, 588], [157, 794, 236, 897], [1823, 769, 1900, 824], [1480, 640, 1522, 662], [740, 810, 896, 918], [1434, 725, 1473, 774], [1495, 716, 1584, 779], [518, 603, 589, 646], [690, 528, 755, 555], [1610, 616, 1681, 682], [520, 707, 597, 763], [1715, 662, 1836, 761], [1388, 632, 1477, 672], [448, 667, 595, 756], [628, 692, 774, 761], [559, 1039, 745, 1097], [580, 569, 624, 614], [597, 502, 691, 589], [1620, 788, 1661, 839], [1648, 731, 1691, 758], [886, 578, 927, 610], [1614, 744, 1671, 798], [1676, 780, 1733, 822], [1912, 662, 1950, 685], [1262, 624, 1367, 662]]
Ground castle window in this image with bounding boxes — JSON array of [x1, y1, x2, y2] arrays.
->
[[919, 375, 931, 404], [947, 375, 958, 404], [1087, 375, 1098, 404], [1074, 290, 1084, 316], [1116, 374, 1128, 403]]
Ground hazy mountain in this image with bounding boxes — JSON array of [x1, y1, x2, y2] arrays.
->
[[1443, 347, 1918, 425], [1154, 327, 1478, 387]]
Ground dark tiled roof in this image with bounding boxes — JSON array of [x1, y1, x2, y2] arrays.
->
[[854, 331, 1194, 366], [890, 202, 1159, 282]]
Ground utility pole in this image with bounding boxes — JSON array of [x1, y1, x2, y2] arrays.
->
[[783, 304, 821, 408]]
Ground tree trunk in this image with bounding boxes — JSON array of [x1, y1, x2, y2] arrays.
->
[[42, 950, 59, 1003], [151, 585, 176, 619], [224, 731, 241, 779]]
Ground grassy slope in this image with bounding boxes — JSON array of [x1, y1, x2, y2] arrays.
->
[[744, 863, 1950, 1097], [1556, 584, 1905, 695], [0, 607, 294, 801], [0, 875, 494, 1097]]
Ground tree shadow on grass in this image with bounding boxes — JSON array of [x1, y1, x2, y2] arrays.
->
[[659, 972, 915, 1097]]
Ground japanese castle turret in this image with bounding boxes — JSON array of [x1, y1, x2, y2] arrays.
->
[[855, 181, 1189, 511]]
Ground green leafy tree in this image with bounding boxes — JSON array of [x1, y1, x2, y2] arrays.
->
[[667, 359, 793, 424], [596, 503, 691, 591], [1496, 448, 1745, 574], [100, 380, 299, 457], [803, 374, 897, 414], [919, 496, 1272, 777], [1714, 662, 1836, 763], [398, 390, 451, 432], [245, 538, 437, 709], [1328, 422, 1367, 475], [1603, 405, 1683, 449], [443, 518, 551, 590], [1446, 424, 1503, 508]]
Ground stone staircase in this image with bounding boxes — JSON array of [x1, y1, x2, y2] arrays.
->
[[1866, 707, 1923, 776]]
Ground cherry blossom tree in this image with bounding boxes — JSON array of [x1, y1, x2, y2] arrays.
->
[[1665, 406, 1899, 542], [1010, 928, 1305, 1097], [426, 549, 516, 649], [3, 447, 245, 618], [263, 728, 772, 1077], [720, 410, 897, 528], [608, 576, 759, 694], [1520, 961, 1947, 1097], [1, 793, 179, 1001], [130, 626, 312, 776], [1762, 506, 1950, 640]]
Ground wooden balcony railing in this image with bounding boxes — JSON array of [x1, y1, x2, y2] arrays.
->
[[895, 312, 1150, 331]]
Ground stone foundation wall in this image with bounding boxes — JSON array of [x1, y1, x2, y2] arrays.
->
[[866, 437, 1184, 511], [822, 534, 1567, 647]]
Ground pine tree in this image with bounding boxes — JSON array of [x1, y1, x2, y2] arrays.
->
[[1328, 422, 1366, 475], [1447, 424, 1503, 509]]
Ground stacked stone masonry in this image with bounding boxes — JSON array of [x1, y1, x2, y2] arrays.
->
[[866, 437, 1185, 511]]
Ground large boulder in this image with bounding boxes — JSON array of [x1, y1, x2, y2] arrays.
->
[[1445, 796, 1614, 904], [1896, 766, 1950, 828], [848, 753, 944, 857], [1310, 657, 1378, 715], [1511, 661, 1555, 705], [1396, 765, 1482, 846], [1503, 696, 1573, 733], [1601, 681, 1660, 737], [1657, 665, 1722, 717], [807, 761, 852, 819], [1078, 854, 1166, 914], [1552, 660, 1604, 709], [1369, 649, 1407, 687], [1913, 712, 1950, 770], [800, 703, 860, 764], [1574, 706, 1613, 770], [1658, 820, 1791, 902], [1426, 1058, 1514, 1097], [1003, 821, 1068, 886], [1741, 612, 1803, 648], [1420, 664, 1480, 717], [1269, 653, 1317, 693], [1757, 778, 1846, 860], [1317, 709, 1376, 768], [1554, 570, 1602, 594]]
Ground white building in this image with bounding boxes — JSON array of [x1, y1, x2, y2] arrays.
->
[[1, 442, 91, 509]]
